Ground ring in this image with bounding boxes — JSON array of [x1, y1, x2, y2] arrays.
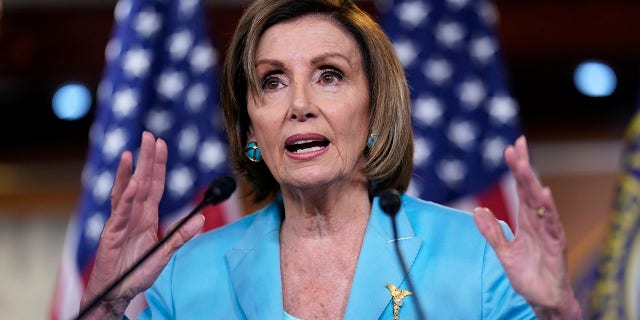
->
[[534, 207, 545, 217]]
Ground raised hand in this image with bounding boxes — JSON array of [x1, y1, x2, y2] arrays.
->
[[472, 136, 582, 319], [79, 131, 205, 319]]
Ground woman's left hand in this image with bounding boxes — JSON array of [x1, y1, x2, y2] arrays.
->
[[473, 135, 582, 319]]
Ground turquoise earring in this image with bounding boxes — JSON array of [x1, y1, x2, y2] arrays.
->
[[244, 141, 262, 162], [367, 130, 379, 148]]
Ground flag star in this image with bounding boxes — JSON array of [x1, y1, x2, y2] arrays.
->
[[167, 166, 194, 198], [199, 140, 226, 170], [470, 36, 496, 64], [414, 97, 444, 126], [447, 0, 470, 10], [123, 48, 152, 78], [88, 122, 104, 149], [85, 213, 105, 241], [97, 80, 112, 103], [102, 128, 128, 160], [167, 30, 193, 61], [92, 171, 114, 203], [448, 120, 477, 150], [458, 79, 486, 109], [105, 38, 121, 62], [413, 137, 432, 166], [186, 83, 207, 112], [487, 95, 518, 124], [135, 9, 162, 38], [437, 158, 466, 188], [112, 88, 138, 118], [114, 0, 131, 23], [80, 162, 95, 188], [395, 0, 430, 29], [190, 44, 216, 73], [178, 126, 199, 158], [422, 58, 453, 85], [145, 109, 173, 135], [483, 137, 507, 168], [393, 39, 418, 67], [435, 20, 466, 48], [179, 0, 199, 16], [157, 70, 186, 100], [406, 180, 421, 198]]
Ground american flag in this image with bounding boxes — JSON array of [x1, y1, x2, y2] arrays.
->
[[49, 0, 239, 318], [379, 0, 521, 227]]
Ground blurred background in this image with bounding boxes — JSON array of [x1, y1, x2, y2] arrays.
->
[[1, 0, 639, 318]]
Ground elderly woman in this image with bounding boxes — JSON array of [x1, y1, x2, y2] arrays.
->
[[81, 0, 582, 319]]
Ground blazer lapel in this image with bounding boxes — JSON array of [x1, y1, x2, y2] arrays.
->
[[344, 196, 423, 319], [226, 200, 284, 320]]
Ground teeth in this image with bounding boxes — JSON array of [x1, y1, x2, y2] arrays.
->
[[294, 146, 323, 153], [293, 139, 316, 145]]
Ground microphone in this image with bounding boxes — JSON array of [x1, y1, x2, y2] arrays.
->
[[379, 189, 427, 320], [75, 175, 237, 320]]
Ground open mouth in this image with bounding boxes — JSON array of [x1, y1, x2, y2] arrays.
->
[[285, 139, 330, 153]]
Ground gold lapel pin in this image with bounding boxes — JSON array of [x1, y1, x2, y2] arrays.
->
[[386, 283, 413, 320]]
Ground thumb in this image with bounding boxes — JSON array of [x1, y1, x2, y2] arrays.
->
[[473, 207, 509, 252], [163, 214, 206, 256]]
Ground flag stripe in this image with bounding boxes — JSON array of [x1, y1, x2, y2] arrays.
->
[[477, 180, 511, 226]]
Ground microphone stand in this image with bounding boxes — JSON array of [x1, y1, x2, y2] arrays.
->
[[379, 189, 427, 320]]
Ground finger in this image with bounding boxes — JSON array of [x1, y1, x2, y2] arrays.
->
[[103, 179, 139, 236], [130, 132, 158, 220], [131, 131, 158, 193], [160, 214, 205, 261], [111, 151, 133, 210], [473, 207, 510, 252], [146, 138, 168, 210], [540, 187, 565, 242], [506, 137, 545, 210]]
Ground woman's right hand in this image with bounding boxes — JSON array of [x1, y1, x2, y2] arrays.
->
[[79, 131, 205, 319]]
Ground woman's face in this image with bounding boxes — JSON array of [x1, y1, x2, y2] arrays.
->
[[247, 15, 370, 191]]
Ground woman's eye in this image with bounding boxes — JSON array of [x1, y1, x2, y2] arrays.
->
[[261, 77, 283, 90], [319, 69, 344, 85]]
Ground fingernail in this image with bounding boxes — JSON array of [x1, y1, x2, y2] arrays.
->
[[473, 207, 489, 213]]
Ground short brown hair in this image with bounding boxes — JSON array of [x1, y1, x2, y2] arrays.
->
[[221, 0, 413, 203]]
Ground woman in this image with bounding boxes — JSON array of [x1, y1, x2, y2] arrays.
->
[[81, 0, 582, 319]]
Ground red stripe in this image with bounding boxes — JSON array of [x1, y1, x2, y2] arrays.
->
[[202, 204, 228, 232], [477, 182, 514, 231]]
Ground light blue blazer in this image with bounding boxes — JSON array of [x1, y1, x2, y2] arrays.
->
[[138, 194, 535, 319]]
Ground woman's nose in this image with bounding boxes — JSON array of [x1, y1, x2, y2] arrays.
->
[[288, 84, 317, 121]]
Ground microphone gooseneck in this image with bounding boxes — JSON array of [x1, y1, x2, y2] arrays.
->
[[75, 175, 236, 320], [379, 189, 427, 320]]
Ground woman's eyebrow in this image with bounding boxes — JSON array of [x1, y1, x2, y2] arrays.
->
[[310, 52, 351, 66], [255, 59, 285, 69]]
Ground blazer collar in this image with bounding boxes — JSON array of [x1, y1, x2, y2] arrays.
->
[[344, 195, 423, 319], [225, 195, 423, 320], [226, 199, 284, 320]]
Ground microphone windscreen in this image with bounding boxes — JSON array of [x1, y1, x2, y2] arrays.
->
[[204, 175, 236, 205], [379, 189, 401, 217]]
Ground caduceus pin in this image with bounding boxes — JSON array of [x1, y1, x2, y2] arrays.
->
[[386, 283, 413, 320]]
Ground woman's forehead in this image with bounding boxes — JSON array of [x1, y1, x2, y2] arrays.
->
[[255, 15, 361, 63]]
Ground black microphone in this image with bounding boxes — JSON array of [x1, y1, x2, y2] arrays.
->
[[379, 189, 427, 320], [75, 175, 237, 320]]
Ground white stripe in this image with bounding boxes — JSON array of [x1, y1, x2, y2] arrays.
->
[[52, 214, 84, 320]]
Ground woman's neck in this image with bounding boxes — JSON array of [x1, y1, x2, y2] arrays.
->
[[279, 181, 371, 239]]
